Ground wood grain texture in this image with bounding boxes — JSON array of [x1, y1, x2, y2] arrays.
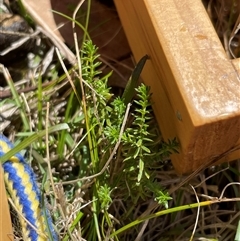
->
[[114, 0, 240, 173], [0, 167, 13, 241]]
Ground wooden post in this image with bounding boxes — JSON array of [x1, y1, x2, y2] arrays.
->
[[0, 167, 13, 240], [114, 0, 240, 174]]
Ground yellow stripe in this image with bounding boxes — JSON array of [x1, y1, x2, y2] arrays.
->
[[1, 138, 52, 240], [5, 163, 47, 240], [0, 140, 20, 163], [0, 140, 11, 152], [12, 162, 47, 240], [4, 172, 31, 241]]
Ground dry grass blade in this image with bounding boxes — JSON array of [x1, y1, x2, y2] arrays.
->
[[21, 0, 76, 64], [1, 1, 240, 240], [229, 14, 240, 58]]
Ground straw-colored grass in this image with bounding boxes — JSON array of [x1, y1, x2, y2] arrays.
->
[[0, 0, 239, 240]]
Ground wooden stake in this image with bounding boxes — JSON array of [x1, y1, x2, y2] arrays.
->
[[0, 166, 13, 240]]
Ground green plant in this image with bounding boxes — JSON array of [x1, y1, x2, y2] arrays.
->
[[1, 38, 179, 240], [1, 1, 240, 240], [68, 40, 178, 240]]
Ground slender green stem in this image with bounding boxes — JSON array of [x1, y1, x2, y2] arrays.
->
[[110, 200, 214, 237], [82, 0, 91, 44]]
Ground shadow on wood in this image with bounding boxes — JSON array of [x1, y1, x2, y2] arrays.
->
[[114, 0, 240, 174]]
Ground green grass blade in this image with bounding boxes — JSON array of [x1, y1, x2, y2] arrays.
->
[[122, 55, 149, 105], [235, 220, 240, 241], [0, 123, 69, 163], [5, 73, 30, 130], [110, 200, 213, 237], [62, 210, 84, 241]]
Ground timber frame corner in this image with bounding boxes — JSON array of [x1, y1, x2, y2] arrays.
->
[[114, 0, 240, 174]]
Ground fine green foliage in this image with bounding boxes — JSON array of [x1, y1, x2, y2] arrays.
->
[[0, 0, 240, 241], [70, 41, 178, 240], [1, 1, 240, 240], [89, 41, 179, 238], [1, 40, 178, 240]]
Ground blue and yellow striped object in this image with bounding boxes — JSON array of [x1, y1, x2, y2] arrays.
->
[[0, 134, 58, 241]]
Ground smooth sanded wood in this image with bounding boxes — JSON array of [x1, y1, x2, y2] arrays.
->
[[114, 0, 240, 173], [0, 167, 13, 240]]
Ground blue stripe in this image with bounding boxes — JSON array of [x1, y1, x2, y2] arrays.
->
[[0, 134, 58, 241], [0, 134, 25, 163], [3, 161, 39, 240]]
